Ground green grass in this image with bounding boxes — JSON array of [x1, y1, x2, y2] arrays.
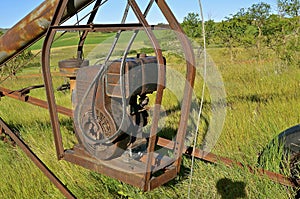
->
[[29, 32, 116, 51], [0, 31, 299, 198]]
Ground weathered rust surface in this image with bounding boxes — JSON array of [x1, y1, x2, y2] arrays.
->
[[0, 86, 73, 117], [0, 0, 58, 65], [0, 0, 96, 66], [157, 137, 296, 187], [42, 0, 71, 160], [1, 0, 293, 194], [155, 0, 196, 173], [128, 0, 166, 190]]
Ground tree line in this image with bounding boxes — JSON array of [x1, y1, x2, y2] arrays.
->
[[181, 0, 299, 65], [0, 1, 299, 78]]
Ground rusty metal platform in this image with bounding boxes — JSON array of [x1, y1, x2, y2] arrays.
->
[[64, 144, 177, 191]]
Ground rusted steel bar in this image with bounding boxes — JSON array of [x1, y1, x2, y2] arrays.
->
[[157, 137, 296, 187], [149, 167, 177, 190], [128, 0, 166, 191], [77, 0, 102, 59], [0, 0, 57, 66], [41, 0, 70, 160], [15, 84, 45, 95], [0, 0, 96, 66], [64, 146, 147, 190], [155, 0, 196, 173], [0, 118, 76, 199], [0, 86, 72, 117], [51, 23, 168, 32]]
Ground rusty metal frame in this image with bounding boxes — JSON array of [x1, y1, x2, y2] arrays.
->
[[156, 137, 296, 187], [0, 0, 296, 197], [77, 0, 102, 59], [51, 23, 168, 32], [0, 0, 97, 67], [155, 0, 197, 172], [38, 0, 177, 191], [128, 0, 168, 190], [0, 85, 295, 192], [38, 0, 197, 192], [0, 86, 72, 117], [42, 0, 69, 160]]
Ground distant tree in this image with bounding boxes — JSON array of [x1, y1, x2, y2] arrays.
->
[[277, 0, 299, 60], [182, 12, 202, 38], [182, 13, 217, 45], [258, 12, 299, 66], [262, 1, 299, 66], [213, 4, 272, 61], [278, 0, 300, 17], [180, 2, 299, 66], [0, 50, 34, 78], [215, 18, 244, 61], [230, 8, 254, 47], [204, 19, 217, 45], [247, 2, 271, 60], [264, 15, 287, 52], [230, 7, 251, 23]]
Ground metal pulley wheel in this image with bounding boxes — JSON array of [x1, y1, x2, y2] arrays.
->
[[73, 65, 132, 160]]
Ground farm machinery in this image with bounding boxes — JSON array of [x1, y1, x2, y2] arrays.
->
[[0, 0, 298, 198]]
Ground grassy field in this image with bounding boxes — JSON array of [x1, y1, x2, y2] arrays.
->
[[0, 31, 299, 198]]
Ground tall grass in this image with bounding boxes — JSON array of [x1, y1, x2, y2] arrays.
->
[[0, 33, 299, 198]]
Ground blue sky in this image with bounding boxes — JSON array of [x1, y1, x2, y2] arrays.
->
[[0, 0, 277, 28]]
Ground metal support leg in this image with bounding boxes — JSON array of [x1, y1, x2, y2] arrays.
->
[[0, 118, 76, 199]]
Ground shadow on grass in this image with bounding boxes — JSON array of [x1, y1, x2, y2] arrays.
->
[[227, 90, 299, 107], [216, 178, 247, 199]]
